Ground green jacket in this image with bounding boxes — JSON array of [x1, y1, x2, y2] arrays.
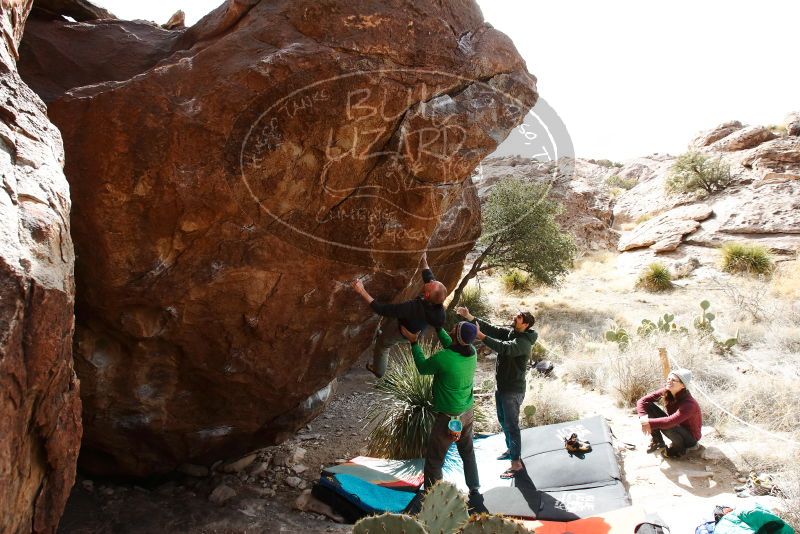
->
[[476, 318, 537, 393], [411, 329, 477, 415]]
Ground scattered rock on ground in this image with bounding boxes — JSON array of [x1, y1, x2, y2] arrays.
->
[[223, 453, 257, 473], [671, 257, 700, 279], [272, 451, 291, 468], [249, 462, 269, 478], [208, 484, 237, 505], [285, 477, 303, 489], [294, 490, 345, 523]]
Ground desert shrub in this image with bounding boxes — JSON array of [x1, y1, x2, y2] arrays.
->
[[607, 345, 662, 407], [771, 258, 800, 300], [366, 344, 436, 459], [589, 158, 623, 168], [666, 151, 732, 194], [721, 242, 774, 275], [530, 341, 548, 361], [635, 213, 654, 225], [500, 269, 533, 292], [636, 262, 673, 292], [714, 374, 800, 434], [445, 284, 492, 328], [522, 374, 580, 426], [564, 359, 600, 389], [605, 174, 637, 190], [766, 123, 789, 136]]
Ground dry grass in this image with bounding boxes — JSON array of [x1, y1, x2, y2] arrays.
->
[[564, 359, 602, 389], [772, 258, 800, 301], [778, 465, 800, 530], [522, 374, 581, 427], [500, 269, 533, 293], [709, 374, 800, 435]]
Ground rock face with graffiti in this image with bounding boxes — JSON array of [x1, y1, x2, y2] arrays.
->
[[17, 0, 538, 477]]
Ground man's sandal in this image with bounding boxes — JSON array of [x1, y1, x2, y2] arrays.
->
[[499, 468, 522, 479]]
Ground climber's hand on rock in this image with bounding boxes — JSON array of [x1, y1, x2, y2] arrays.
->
[[351, 279, 365, 293]]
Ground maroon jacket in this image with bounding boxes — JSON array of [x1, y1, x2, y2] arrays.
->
[[636, 388, 702, 441]]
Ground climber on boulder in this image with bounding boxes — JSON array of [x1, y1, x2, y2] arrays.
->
[[351, 252, 447, 378]]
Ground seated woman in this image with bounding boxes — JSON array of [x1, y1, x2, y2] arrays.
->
[[636, 368, 702, 458]]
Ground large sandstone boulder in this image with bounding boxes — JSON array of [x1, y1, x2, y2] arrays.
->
[[741, 136, 800, 172], [0, 1, 81, 532], [617, 204, 713, 252], [786, 112, 800, 137], [19, 0, 537, 476], [708, 125, 776, 152], [690, 120, 742, 148]]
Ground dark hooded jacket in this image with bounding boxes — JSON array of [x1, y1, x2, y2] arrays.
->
[[369, 269, 445, 333], [475, 318, 537, 393]]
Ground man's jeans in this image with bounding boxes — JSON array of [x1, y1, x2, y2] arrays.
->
[[495, 391, 525, 461], [371, 321, 406, 376], [424, 410, 479, 493], [645, 403, 698, 452]]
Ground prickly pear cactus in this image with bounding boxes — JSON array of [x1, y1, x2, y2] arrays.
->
[[417, 481, 469, 534], [353, 513, 428, 534], [460, 514, 531, 533]]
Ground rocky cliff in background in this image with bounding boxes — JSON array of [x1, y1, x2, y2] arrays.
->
[[613, 116, 800, 256], [474, 156, 619, 250], [475, 115, 799, 262], [0, 0, 81, 532], [18, 0, 537, 477]]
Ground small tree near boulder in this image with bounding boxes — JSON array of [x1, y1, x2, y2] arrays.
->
[[666, 151, 732, 195], [448, 177, 576, 310]]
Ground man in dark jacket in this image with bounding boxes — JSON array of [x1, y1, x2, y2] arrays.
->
[[352, 252, 447, 377], [456, 307, 537, 479]]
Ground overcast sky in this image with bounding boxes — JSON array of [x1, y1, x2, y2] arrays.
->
[[92, 0, 799, 160]]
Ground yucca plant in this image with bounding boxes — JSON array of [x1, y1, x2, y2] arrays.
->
[[366, 342, 436, 459], [721, 242, 774, 275], [636, 262, 673, 292]]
